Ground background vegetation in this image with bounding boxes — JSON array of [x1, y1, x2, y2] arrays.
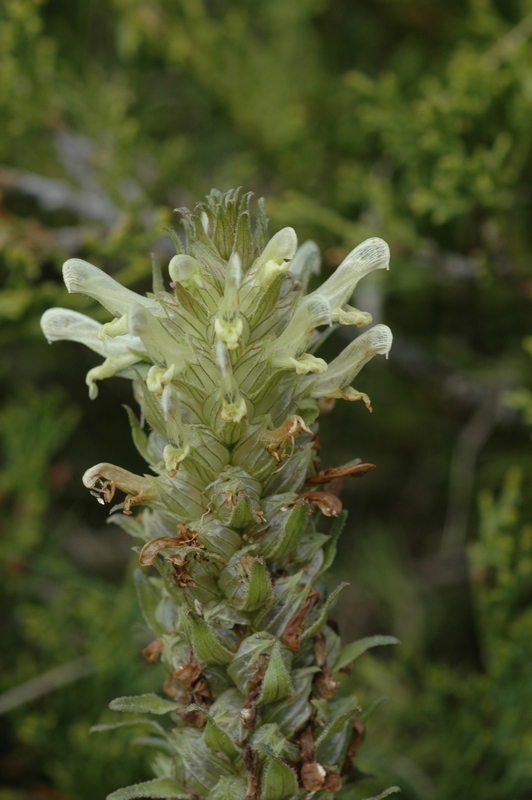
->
[[1, 0, 532, 797]]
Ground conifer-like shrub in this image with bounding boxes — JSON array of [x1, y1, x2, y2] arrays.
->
[[41, 189, 396, 800]]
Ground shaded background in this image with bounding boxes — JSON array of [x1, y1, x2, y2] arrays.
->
[[1, 1, 532, 798]]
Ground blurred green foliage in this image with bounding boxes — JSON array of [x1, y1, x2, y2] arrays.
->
[[1, 0, 532, 797]]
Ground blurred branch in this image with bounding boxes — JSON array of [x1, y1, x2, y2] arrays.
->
[[0, 164, 119, 225], [0, 658, 93, 714], [440, 391, 500, 554]]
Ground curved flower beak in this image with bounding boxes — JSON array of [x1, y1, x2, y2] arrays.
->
[[63, 258, 159, 317]]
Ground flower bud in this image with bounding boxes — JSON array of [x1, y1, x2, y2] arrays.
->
[[62, 258, 159, 317], [214, 254, 244, 350], [169, 254, 205, 293], [251, 227, 298, 283]]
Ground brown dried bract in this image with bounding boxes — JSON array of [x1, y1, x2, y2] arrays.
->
[[323, 768, 343, 792], [142, 638, 164, 664], [174, 657, 203, 689], [341, 717, 367, 775], [242, 744, 261, 800], [299, 725, 325, 792], [306, 462, 376, 485], [175, 523, 203, 548], [184, 785, 202, 800], [282, 588, 320, 651], [138, 536, 185, 567], [168, 553, 196, 588], [287, 491, 343, 517], [163, 674, 178, 698], [241, 654, 268, 731], [177, 706, 206, 727], [315, 668, 339, 699], [313, 633, 339, 699]]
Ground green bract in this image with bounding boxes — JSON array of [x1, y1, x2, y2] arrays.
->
[[41, 189, 394, 800]]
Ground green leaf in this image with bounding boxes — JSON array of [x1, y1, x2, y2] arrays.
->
[[109, 694, 177, 715], [300, 582, 348, 642], [134, 568, 166, 635], [91, 718, 167, 736], [187, 705, 239, 757], [189, 614, 236, 665], [361, 787, 401, 800], [244, 558, 273, 611], [106, 778, 187, 799], [123, 405, 151, 463], [334, 635, 400, 672]]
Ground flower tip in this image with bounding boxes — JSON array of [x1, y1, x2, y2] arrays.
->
[[62, 258, 96, 294]]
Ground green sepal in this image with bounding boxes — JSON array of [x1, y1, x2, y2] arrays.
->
[[292, 531, 330, 569], [255, 571, 309, 636], [147, 473, 205, 519], [205, 777, 248, 800], [255, 500, 309, 562], [230, 495, 260, 530], [172, 725, 234, 794], [106, 778, 188, 800], [234, 206, 254, 271], [260, 753, 298, 800], [172, 281, 209, 329], [264, 666, 318, 736], [261, 641, 293, 705], [109, 694, 177, 715], [230, 419, 274, 481], [218, 550, 272, 611], [251, 723, 300, 762], [263, 445, 313, 495], [135, 377, 166, 436], [185, 425, 230, 482], [188, 613, 236, 665], [185, 705, 239, 756], [334, 635, 400, 672], [206, 687, 248, 746], [198, 519, 242, 560], [134, 568, 167, 635], [123, 405, 151, 463], [243, 272, 286, 330], [227, 632, 276, 691], [300, 582, 349, 643]]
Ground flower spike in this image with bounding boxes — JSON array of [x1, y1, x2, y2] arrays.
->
[[42, 190, 396, 800]]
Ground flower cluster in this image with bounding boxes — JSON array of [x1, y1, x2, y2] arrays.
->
[[41, 190, 394, 800]]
